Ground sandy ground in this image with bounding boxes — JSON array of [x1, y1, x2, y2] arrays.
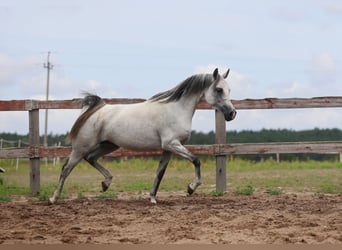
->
[[0, 192, 341, 244]]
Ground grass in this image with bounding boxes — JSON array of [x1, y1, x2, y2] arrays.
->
[[209, 191, 224, 197], [235, 183, 255, 195], [94, 191, 118, 200], [0, 157, 341, 202], [265, 187, 283, 196]]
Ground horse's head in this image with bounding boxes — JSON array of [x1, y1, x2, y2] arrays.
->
[[204, 68, 237, 121]]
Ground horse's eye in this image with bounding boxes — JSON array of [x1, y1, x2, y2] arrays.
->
[[215, 88, 223, 94]]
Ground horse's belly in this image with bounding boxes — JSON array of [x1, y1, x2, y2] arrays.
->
[[106, 127, 161, 151], [115, 137, 161, 151]]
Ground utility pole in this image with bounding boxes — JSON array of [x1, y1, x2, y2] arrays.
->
[[43, 51, 53, 148]]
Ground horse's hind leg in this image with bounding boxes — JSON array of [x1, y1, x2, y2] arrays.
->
[[84, 141, 119, 192], [49, 151, 83, 204], [150, 151, 172, 204]]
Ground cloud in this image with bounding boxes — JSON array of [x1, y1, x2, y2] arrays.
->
[[308, 52, 336, 86], [324, 3, 342, 16], [0, 53, 14, 85], [0, 111, 28, 134], [0, 53, 118, 100], [0, 53, 119, 134], [283, 81, 312, 97], [271, 5, 307, 23], [264, 52, 340, 98]]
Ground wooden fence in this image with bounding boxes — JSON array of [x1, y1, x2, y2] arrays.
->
[[1, 96, 342, 195]]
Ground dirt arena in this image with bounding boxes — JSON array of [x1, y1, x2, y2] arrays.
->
[[0, 192, 341, 244]]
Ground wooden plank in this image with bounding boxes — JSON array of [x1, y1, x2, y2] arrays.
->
[[2, 96, 342, 111], [2, 142, 341, 159], [36, 98, 148, 109], [37, 99, 82, 109], [29, 109, 40, 195], [233, 96, 342, 110], [216, 141, 342, 155], [0, 100, 27, 111], [36, 99, 213, 110], [215, 110, 227, 193], [104, 98, 147, 105], [37, 145, 215, 158], [0, 148, 30, 158]]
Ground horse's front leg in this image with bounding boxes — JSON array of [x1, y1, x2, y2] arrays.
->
[[163, 140, 202, 195], [187, 157, 201, 195]]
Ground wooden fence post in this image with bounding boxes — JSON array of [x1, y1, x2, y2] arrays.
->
[[28, 107, 40, 195], [215, 110, 226, 193]]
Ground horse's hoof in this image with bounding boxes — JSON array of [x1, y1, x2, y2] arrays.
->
[[187, 184, 194, 195], [101, 181, 109, 192], [48, 198, 55, 205], [150, 196, 157, 204]]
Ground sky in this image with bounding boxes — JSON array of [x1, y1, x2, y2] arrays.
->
[[0, 0, 341, 135]]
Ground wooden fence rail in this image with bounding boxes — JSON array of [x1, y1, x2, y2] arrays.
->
[[1, 142, 341, 159], [2, 96, 342, 111], [1, 96, 342, 195]]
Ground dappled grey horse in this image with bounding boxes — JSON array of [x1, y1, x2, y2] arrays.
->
[[49, 68, 236, 204]]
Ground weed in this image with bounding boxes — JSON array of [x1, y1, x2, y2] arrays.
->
[[209, 191, 224, 197], [319, 183, 341, 194], [235, 184, 254, 195], [95, 191, 118, 200], [266, 187, 283, 195], [0, 178, 13, 202], [38, 190, 49, 201], [77, 192, 85, 200], [0, 196, 12, 202]]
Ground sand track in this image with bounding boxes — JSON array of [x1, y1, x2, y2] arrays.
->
[[0, 193, 341, 244]]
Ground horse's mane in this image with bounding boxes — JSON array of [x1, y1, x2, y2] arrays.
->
[[66, 94, 105, 142], [149, 74, 214, 103]]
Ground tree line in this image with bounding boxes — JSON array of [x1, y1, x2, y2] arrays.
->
[[188, 128, 342, 161], [1, 128, 341, 161], [189, 128, 342, 145], [1, 128, 341, 146]]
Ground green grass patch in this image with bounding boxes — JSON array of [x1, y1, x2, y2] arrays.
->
[[77, 192, 85, 200], [0, 158, 341, 200], [235, 183, 255, 195], [209, 191, 224, 197], [94, 191, 118, 200], [38, 189, 50, 201], [265, 187, 283, 195]]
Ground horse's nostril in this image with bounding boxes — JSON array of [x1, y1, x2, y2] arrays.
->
[[230, 110, 237, 119]]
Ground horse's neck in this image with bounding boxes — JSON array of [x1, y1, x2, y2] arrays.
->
[[178, 93, 203, 117]]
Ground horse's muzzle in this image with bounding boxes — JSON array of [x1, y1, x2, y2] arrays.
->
[[224, 109, 237, 121]]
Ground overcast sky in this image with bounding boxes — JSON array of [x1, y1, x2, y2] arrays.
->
[[0, 0, 341, 135]]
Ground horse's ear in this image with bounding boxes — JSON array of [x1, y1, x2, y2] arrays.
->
[[213, 68, 219, 80], [223, 68, 230, 79]]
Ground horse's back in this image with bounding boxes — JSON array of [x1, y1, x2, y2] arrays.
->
[[75, 102, 161, 150], [72, 101, 192, 151]]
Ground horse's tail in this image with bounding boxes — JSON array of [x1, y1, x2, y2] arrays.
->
[[66, 94, 106, 143]]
